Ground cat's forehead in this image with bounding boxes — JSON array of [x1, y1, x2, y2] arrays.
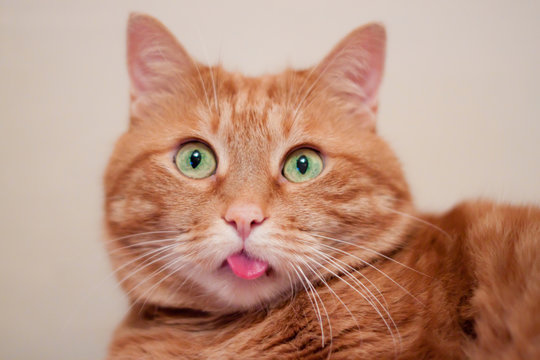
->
[[193, 72, 309, 149]]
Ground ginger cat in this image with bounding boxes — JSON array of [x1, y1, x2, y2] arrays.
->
[[103, 13, 540, 359]]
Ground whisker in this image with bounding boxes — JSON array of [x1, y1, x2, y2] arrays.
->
[[209, 66, 220, 115], [163, 267, 195, 304], [312, 240, 424, 307], [120, 255, 188, 317], [285, 270, 296, 304], [108, 237, 181, 255], [122, 252, 186, 307], [117, 245, 179, 288], [61, 243, 177, 333], [305, 250, 403, 355], [296, 238, 390, 306], [192, 59, 213, 115], [295, 263, 332, 348], [298, 260, 337, 356], [103, 230, 183, 244], [291, 264, 325, 347], [162, 256, 206, 305], [382, 206, 453, 242], [308, 248, 389, 310], [293, 82, 329, 115], [321, 244, 425, 306], [291, 65, 318, 111], [310, 233, 431, 278], [285, 69, 298, 114], [301, 257, 361, 333], [196, 27, 220, 115], [100, 243, 180, 291], [291, 46, 348, 124], [137, 259, 188, 312], [301, 252, 399, 349]]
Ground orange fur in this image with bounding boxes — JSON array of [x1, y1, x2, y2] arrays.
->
[[103, 14, 540, 359]]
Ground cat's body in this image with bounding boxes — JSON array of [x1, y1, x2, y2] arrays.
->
[[104, 14, 540, 359], [107, 202, 540, 359]]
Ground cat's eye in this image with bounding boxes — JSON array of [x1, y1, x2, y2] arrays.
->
[[175, 141, 217, 179], [282, 148, 323, 183]]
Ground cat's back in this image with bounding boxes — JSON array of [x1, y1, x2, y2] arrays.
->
[[430, 200, 540, 359]]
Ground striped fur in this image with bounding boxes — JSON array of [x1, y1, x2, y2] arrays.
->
[[103, 14, 540, 359]]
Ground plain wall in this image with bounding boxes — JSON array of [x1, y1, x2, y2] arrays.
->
[[1, 1, 539, 359]]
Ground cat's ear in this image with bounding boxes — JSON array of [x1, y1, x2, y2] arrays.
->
[[127, 13, 194, 101], [317, 24, 386, 127]]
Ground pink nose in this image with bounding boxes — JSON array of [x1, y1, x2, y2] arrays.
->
[[224, 203, 266, 241]]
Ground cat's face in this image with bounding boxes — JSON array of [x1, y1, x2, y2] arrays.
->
[[104, 14, 412, 311]]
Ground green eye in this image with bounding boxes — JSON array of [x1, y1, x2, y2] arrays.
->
[[175, 142, 216, 179], [282, 148, 323, 183]]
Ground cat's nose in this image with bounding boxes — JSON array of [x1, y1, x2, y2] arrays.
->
[[224, 203, 266, 241]]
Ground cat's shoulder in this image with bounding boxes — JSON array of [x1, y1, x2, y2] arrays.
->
[[448, 199, 540, 220], [428, 199, 540, 243], [417, 199, 540, 279]]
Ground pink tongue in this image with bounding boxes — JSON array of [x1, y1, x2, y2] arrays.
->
[[226, 253, 268, 280]]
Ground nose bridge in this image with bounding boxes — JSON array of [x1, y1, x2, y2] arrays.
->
[[218, 113, 275, 208], [221, 170, 271, 211], [221, 163, 272, 241], [221, 143, 272, 202]]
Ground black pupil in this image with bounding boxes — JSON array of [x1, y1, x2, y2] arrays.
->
[[296, 155, 309, 174], [190, 150, 202, 168]]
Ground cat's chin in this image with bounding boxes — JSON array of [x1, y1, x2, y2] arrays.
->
[[192, 263, 290, 311], [218, 269, 284, 310]]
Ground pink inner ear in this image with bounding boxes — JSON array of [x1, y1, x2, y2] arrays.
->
[[128, 31, 156, 94], [127, 13, 192, 97], [320, 23, 386, 111]]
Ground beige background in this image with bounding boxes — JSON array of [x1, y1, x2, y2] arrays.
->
[[1, 0, 539, 359]]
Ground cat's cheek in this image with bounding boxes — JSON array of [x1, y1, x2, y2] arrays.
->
[[107, 198, 127, 225], [107, 196, 161, 226]]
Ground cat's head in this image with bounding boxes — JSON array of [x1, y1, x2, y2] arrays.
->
[[104, 13, 412, 312]]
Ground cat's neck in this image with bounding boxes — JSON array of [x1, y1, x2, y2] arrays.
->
[[126, 302, 273, 333]]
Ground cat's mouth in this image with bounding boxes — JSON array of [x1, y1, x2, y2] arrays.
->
[[221, 251, 272, 280]]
